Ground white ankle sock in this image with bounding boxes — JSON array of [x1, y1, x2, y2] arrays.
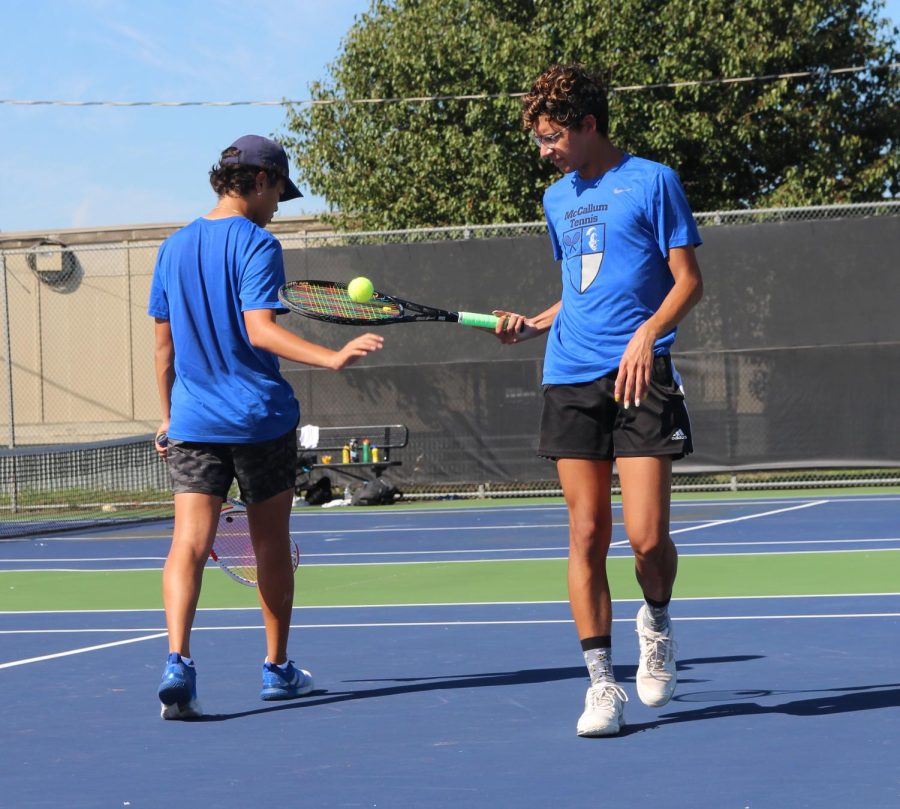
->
[[644, 603, 670, 632], [584, 648, 614, 686]]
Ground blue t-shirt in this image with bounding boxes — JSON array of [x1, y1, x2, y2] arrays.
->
[[542, 153, 701, 383], [147, 216, 300, 442]]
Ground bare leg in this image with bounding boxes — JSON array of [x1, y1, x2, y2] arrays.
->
[[247, 488, 296, 664], [162, 492, 222, 658], [560, 459, 630, 737], [616, 455, 677, 603], [617, 455, 679, 707], [557, 459, 615, 639]]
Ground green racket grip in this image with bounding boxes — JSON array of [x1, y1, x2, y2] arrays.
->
[[457, 312, 500, 329]]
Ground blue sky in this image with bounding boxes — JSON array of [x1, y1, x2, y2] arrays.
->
[[0, 0, 371, 233], [1, 0, 898, 235]]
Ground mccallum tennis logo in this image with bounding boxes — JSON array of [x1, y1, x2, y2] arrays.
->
[[564, 203, 608, 219], [562, 223, 606, 293]]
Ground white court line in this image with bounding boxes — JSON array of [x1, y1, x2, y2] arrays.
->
[[307, 537, 900, 556], [4, 614, 899, 647], [309, 524, 571, 536], [0, 548, 568, 563], [4, 544, 899, 572], [298, 515, 734, 536], [0, 628, 168, 634], [0, 631, 167, 670], [4, 609, 898, 670], [293, 494, 898, 513], [0, 547, 567, 564], [637, 547, 900, 560], [237, 613, 900, 628], [5, 499, 846, 553], [14, 494, 900, 543], [2, 591, 898, 616], [670, 537, 900, 548], [0, 556, 169, 563], [671, 495, 900, 505], [614, 536, 900, 551], [0, 518, 690, 545], [670, 500, 828, 535], [3, 535, 899, 566]]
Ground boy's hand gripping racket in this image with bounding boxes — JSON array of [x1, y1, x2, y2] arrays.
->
[[278, 279, 500, 329], [210, 499, 300, 588]]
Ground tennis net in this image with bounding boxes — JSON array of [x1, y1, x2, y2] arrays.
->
[[0, 434, 172, 538]]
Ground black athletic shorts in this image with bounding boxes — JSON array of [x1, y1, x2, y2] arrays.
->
[[538, 354, 693, 461], [166, 427, 298, 504]]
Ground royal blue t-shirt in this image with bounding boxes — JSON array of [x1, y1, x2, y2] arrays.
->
[[147, 216, 299, 442], [542, 153, 701, 384]]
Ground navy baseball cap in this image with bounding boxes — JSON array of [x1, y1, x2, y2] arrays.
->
[[221, 134, 303, 201]]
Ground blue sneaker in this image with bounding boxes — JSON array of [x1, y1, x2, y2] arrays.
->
[[158, 652, 202, 720], [260, 660, 314, 701]]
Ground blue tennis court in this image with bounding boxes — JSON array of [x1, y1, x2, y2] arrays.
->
[[1, 493, 899, 808]]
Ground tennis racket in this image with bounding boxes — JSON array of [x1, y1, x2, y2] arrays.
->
[[210, 499, 300, 588], [278, 279, 500, 329]]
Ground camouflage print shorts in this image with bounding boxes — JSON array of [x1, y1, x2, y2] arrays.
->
[[166, 427, 298, 504]]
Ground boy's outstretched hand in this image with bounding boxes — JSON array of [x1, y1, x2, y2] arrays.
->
[[331, 333, 384, 369]]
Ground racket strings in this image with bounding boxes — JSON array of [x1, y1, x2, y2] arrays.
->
[[213, 509, 301, 586], [214, 513, 258, 584], [282, 280, 400, 320]]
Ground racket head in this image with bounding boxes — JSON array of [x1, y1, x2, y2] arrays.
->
[[279, 279, 403, 325], [211, 500, 300, 588]]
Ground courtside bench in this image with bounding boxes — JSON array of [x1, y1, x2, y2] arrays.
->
[[298, 423, 409, 484]]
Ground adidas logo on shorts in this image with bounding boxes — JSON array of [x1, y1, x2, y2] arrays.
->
[[671, 429, 687, 441]]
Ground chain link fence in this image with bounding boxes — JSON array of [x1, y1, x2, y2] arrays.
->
[[265, 200, 900, 247], [1, 201, 898, 534]]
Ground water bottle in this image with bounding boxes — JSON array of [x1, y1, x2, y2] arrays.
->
[[361, 438, 371, 463], [349, 438, 359, 463]]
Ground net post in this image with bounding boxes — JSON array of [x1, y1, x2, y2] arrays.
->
[[0, 252, 17, 512]]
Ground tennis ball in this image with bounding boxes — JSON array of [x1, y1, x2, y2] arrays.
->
[[347, 276, 374, 303]]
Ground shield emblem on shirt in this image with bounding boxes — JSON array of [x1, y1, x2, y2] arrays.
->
[[562, 224, 605, 293]]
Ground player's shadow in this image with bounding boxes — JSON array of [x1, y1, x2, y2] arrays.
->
[[615, 654, 763, 688], [198, 665, 585, 720], [618, 683, 900, 737], [197, 654, 762, 722]]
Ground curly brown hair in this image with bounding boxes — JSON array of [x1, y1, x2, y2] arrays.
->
[[521, 63, 609, 136], [209, 147, 282, 197]]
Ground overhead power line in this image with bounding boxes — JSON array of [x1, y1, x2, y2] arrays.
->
[[0, 63, 896, 108]]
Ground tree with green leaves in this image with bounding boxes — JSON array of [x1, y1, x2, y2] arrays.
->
[[282, 0, 899, 228]]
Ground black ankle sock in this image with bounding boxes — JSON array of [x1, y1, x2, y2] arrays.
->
[[580, 635, 611, 652]]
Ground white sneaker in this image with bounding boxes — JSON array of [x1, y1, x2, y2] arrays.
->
[[576, 682, 628, 737], [635, 604, 677, 707]]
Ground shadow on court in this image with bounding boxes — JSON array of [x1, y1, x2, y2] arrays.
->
[[620, 683, 900, 736], [196, 664, 586, 721], [193, 654, 767, 722]]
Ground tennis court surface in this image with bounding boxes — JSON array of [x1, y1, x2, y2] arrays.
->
[[2, 492, 899, 808]]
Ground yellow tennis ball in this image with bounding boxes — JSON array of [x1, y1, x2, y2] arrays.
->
[[347, 276, 374, 303]]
